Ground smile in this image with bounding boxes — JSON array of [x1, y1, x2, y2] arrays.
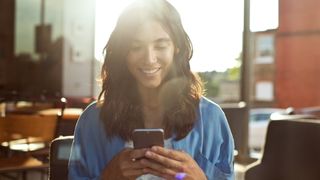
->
[[140, 68, 161, 75]]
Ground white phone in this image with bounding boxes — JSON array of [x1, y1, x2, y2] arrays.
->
[[132, 128, 164, 149]]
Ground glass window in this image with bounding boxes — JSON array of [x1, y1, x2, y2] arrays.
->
[[255, 81, 274, 101], [255, 35, 274, 64], [15, 0, 63, 60]]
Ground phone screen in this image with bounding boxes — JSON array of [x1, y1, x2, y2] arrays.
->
[[132, 128, 164, 149]]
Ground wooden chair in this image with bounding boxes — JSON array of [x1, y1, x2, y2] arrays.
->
[[0, 114, 59, 179], [245, 119, 320, 180], [49, 136, 74, 180], [0, 114, 58, 146]]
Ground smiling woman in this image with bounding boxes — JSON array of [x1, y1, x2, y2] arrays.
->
[[69, 0, 235, 179], [95, 0, 244, 72], [95, 0, 278, 72], [126, 21, 175, 89]]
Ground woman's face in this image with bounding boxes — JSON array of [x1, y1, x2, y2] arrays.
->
[[126, 20, 175, 90]]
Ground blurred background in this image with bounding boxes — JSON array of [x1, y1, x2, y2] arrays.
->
[[0, 0, 320, 179]]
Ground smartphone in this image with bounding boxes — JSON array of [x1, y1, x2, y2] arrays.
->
[[132, 128, 164, 149]]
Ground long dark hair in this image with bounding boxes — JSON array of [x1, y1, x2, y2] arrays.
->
[[98, 0, 203, 141]]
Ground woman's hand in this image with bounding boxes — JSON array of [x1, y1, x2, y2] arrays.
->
[[101, 148, 148, 180], [141, 146, 207, 180]]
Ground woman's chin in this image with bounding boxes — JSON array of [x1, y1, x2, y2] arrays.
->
[[138, 81, 162, 90]]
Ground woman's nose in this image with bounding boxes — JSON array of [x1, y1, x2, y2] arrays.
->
[[143, 47, 157, 64]]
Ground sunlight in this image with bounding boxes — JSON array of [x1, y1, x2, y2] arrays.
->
[[170, 1, 243, 72], [95, 0, 134, 61], [95, 0, 277, 72], [251, 0, 278, 32]]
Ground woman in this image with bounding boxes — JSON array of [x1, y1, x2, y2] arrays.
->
[[68, 0, 234, 179]]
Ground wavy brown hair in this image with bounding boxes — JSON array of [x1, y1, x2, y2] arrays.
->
[[98, 0, 203, 141]]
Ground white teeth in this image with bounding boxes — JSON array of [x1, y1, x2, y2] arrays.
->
[[141, 68, 160, 74]]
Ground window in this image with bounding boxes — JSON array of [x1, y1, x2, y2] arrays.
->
[[255, 81, 274, 101], [255, 35, 274, 64]]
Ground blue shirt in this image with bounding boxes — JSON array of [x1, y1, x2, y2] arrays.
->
[[68, 97, 235, 180]]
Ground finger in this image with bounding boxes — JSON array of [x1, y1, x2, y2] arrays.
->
[[140, 158, 177, 176], [150, 146, 187, 161], [130, 148, 149, 160], [145, 150, 183, 171], [122, 168, 145, 177], [120, 147, 134, 160], [118, 148, 135, 169], [121, 158, 147, 170], [143, 167, 175, 180]]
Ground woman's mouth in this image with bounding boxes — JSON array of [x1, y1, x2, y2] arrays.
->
[[140, 67, 161, 75]]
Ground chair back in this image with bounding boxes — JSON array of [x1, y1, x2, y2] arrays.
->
[[222, 103, 247, 152], [1, 114, 58, 142], [245, 119, 320, 180], [49, 136, 73, 180]]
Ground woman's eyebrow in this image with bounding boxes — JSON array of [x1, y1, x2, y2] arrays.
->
[[154, 38, 171, 43], [131, 37, 171, 44]]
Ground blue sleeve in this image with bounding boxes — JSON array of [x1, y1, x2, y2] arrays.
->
[[68, 107, 101, 180], [198, 98, 235, 180], [213, 108, 235, 180]]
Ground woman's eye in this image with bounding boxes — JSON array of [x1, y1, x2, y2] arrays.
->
[[155, 45, 168, 50], [130, 46, 142, 51]]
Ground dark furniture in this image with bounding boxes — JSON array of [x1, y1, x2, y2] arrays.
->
[[49, 136, 73, 180], [221, 103, 247, 154], [0, 156, 48, 180], [245, 119, 320, 180]]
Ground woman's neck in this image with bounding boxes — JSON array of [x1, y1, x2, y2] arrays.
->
[[138, 85, 160, 108], [138, 86, 164, 128]]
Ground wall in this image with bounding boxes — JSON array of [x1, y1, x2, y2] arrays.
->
[[252, 31, 276, 107], [275, 0, 320, 108], [62, 0, 96, 97]]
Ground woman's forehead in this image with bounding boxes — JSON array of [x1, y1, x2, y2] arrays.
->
[[130, 21, 172, 43]]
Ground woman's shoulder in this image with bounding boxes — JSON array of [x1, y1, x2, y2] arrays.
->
[[198, 96, 227, 127], [76, 101, 101, 126], [199, 96, 223, 114], [82, 101, 100, 115], [83, 101, 100, 112]]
